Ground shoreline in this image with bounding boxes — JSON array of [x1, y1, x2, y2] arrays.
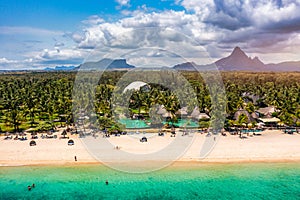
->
[[2, 158, 300, 168], [1, 129, 300, 167]]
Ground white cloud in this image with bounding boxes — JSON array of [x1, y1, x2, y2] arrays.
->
[[3, 1, 300, 70], [70, 10, 225, 65], [0, 57, 37, 70], [115, 0, 130, 8], [74, 10, 216, 48], [82, 15, 105, 26], [0, 57, 18, 64], [36, 48, 85, 63]]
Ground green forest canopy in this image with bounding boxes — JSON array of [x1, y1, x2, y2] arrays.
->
[[0, 71, 299, 132]]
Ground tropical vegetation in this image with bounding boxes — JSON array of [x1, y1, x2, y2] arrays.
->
[[0, 71, 299, 133]]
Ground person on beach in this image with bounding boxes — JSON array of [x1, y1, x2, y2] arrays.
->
[[74, 156, 77, 161]]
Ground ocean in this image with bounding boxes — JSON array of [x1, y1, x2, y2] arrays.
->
[[1, 162, 300, 199]]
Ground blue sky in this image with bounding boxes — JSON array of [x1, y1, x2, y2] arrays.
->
[[1, 0, 300, 69]]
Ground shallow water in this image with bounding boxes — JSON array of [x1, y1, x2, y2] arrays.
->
[[1, 162, 300, 199]]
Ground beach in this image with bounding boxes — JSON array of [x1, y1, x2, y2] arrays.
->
[[1, 130, 300, 166]]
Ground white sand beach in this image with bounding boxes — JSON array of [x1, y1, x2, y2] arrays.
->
[[1, 129, 300, 166]]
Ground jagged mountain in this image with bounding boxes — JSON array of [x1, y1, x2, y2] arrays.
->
[[78, 58, 135, 70], [173, 46, 300, 71], [42, 47, 300, 72], [215, 47, 265, 71]]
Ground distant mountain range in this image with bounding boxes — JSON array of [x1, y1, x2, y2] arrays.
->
[[174, 47, 300, 71], [78, 58, 134, 70], [46, 58, 134, 71], [44, 65, 77, 71], [46, 47, 300, 71]]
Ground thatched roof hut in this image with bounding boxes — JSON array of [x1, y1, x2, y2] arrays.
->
[[175, 107, 188, 115], [251, 112, 259, 119], [190, 107, 200, 118], [156, 105, 167, 115], [190, 107, 210, 120], [162, 112, 172, 118], [256, 106, 278, 116], [233, 109, 254, 123]]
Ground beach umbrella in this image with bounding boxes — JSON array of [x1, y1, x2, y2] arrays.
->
[[29, 140, 36, 146], [68, 139, 74, 145]]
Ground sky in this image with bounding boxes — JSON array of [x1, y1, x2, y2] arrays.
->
[[1, 0, 300, 69]]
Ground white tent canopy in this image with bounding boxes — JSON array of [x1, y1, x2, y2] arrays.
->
[[123, 81, 147, 92]]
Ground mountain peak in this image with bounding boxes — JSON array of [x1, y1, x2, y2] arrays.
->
[[79, 58, 135, 70], [215, 47, 265, 71], [230, 46, 248, 58]]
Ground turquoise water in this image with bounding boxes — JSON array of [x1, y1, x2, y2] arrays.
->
[[163, 119, 199, 128], [1, 163, 300, 199], [119, 119, 150, 129]]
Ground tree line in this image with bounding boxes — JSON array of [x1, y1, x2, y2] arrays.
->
[[0, 71, 299, 133]]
